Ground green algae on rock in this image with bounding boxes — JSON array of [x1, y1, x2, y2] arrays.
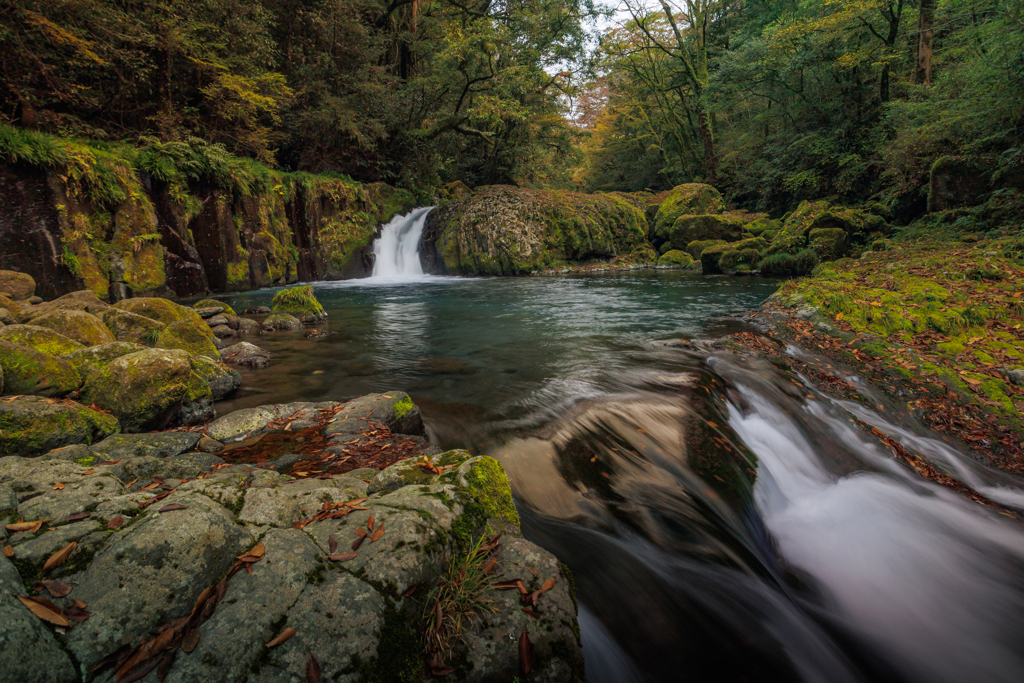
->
[[101, 307, 166, 345], [271, 285, 326, 323], [658, 249, 695, 267], [686, 239, 727, 259], [155, 318, 221, 359], [0, 324, 85, 357], [190, 355, 242, 401], [81, 347, 212, 432], [0, 339, 82, 397], [28, 309, 115, 347], [111, 297, 206, 327], [62, 341, 146, 384], [425, 185, 650, 275], [0, 395, 119, 456]]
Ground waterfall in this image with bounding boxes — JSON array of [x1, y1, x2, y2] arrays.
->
[[371, 207, 433, 277]]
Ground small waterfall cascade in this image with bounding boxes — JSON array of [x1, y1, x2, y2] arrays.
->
[[371, 207, 433, 277]]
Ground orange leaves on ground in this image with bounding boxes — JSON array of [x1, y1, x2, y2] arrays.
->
[[6, 518, 48, 533], [266, 627, 296, 648], [18, 595, 69, 626], [292, 497, 367, 530], [157, 503, 187, 513], [2, 545, 13, 558], [108, 516, 124, 529], [237, 541, 266, 563], [52, 483, 64, 490], [42, 541, 76, 573], [370, 525, 384, 543]]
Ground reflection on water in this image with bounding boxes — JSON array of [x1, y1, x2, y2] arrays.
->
[[211, 272, 1024, 683]]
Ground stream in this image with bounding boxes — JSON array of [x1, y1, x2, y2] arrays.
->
[[212, 211, 1024, 683]]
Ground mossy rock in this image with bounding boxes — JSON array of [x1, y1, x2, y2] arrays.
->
[[686, 239, 727, 259], [701, 239, 766, 275], [0, 395, 119, 457], [744, 217, 782, 236], [0, 270, 35, 300], [808, 227, 848, 261], [0, 339, 82, 397], [660, 214, 746, 250], [271, 286, 326, 324], [29, 309, 115, 347], [27, 290, 109, 318], [0, 294, 24, 323], [767, 200, 888, 257], [758, 249, 820, 277], [193, 299, 237, 316], [190, 356, 241, 401], [334, 391, 424, 436], [101, 308, 166, 345], [111, 297, 205, 327], [63, 342, 146, 384], [261, 313, 302, 331], [81, 348, 212, 432], [718, 248, 763, 273], [0, 324, 85, 356], [658, 250, 695, 267], [154, 319, 220, 359], [652, 184, 725, 237], [442, 180, 473, 200]]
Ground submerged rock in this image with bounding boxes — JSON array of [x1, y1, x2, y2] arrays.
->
[[220, 340, 273, 367], [0, 395, 119, 456]]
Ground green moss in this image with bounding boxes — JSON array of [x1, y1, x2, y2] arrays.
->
[[686, 239, 727, 259], [657, 250, 694, 267], [354, 602, 424, 683], [0, 339, 83, 397], [392, 396, 414, 420], [0, 325, 85, 356], [74, 454, 97, 466], [272, 285, 324, 317], [193, 299, 237, 316], [154, 319, 219, 359], [652, 184, 725, 236], [460, 457, 520, 529]]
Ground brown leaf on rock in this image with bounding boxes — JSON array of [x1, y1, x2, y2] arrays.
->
[[108, 516, 125, 529], [42, 541, 76, 573], [482, 557, 497, 575], [367, 514, 375, 531], [90, 643, 132, 674], [65, 511, 91, 522], [325, 552, 357, 562], [237, 541, 266, 563], [370, 525, 384, 543], [18, 595, 69, 626], [38, 579, 73, 597], [307, 651, 321, 683], [81, 469, 95, 475], [6, 519, 48, 533], [266, 627, 296, 648], [400, 583, 419, 597], [353, 528, 368, 538], [328, 536, 338, 554], [491, 580, 522, 590], [431, 663, 455, 677], [519, 626, 532, 675], [2, 545, 13, 558], [522, 608, 540, 618], [540, 577, 556, 592], [140, 482, 160, 492], [351, 536, 364, 551], [181, 628, 200, 653], [157, 503, 188, 513], [52, 483, 64, 490], [70, 598, 87, 609], [64, 603, 91, 623]]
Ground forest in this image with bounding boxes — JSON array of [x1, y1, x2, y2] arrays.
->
[[3, 0, 1021, 218]]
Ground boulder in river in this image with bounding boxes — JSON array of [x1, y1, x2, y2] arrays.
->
[[155, 318, 221, 359], [0, 323, 84, 356], [0, 270, 36, 300], [0, 395, 119, 456], [262, 312, 302, 331], [111, 296, 206, 327], [220, 340, 273, 367], [81, 347, 212, 432], [62, 341, 146, 383], [658, 249, 695, 267], [271, 285, 326, 324], [0, 339, 82, 397], [193, 298, 237, 316], [101, 307, 166, 345], [191, 355, 242, 401], [652, 183, 726, 237], [331, 390, 425, 436], [28, 309, 115, 347]]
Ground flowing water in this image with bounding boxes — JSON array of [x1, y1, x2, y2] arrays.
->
[[214, 210, 1024, 683]]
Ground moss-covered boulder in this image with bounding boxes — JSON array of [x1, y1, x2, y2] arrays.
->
[[0, 339, 82, 397], [687, 239, 727, 259], [155, 319, 220, 359], [766, 200, 887, 258], [424, 186, 650, 275], [0, 324, 85, 356], [111, 297, 205, 327], [331, 391, 424, 436], [808, 228, 848, 261], [658, 214, 747, 250], [193, 299, 237, 316], [63, 342, 146, 384], [757, 249, 820, 277], [0, 395, 119, 457], [190, 356, 242, 401], [658, 250, 695, 267], [652, 184, 725, 237], [101, 307, 166, 345], [261, 313, 302, 331], [270, 286, 326, 324], [81, 348, 212, 432], [0, 270, 35, 300], [700, 237, 768, 274], [27, 290, 109, 318], [29, 310, 115, 347]]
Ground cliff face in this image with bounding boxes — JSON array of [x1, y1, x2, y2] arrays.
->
[[0, 128, 416, 300]]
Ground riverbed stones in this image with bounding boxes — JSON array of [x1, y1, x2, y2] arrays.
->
[[191, 355, 242, 401], [62, 341, 145, 383], [0, 270, 36, 300], [112, 296, 204, 326], [0, 340, 82, 397], [271, 285, 327, 324], [89, 431, 202, 460], [81, 347, 212, 432], [0, 323, 85, 356], [101, 306, 166, 345], [0, 554, 78, 683], [24, 289, 109, 318], [262, 312, 302, 331], [194, 306, 224, 319], [205, 401, 341, 442], [28, 309, 114, 347], [221, 340, 273, 367], [334, 390, 424, 436], [155, 317, 221, 359], [194, 298, 237, 316], [0, 396, 119, 457]]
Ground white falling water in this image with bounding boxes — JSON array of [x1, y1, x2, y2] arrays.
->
[[371, 207, 433, 278]]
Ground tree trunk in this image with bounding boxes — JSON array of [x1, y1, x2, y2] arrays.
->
[[914, 0, 936, 85], [698, 109, 715, 182]]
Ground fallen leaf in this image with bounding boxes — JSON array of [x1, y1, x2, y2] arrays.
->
[[483, 557, 497, 575], [52, 483, 65, 490], [519, 626, 532, 675], [65, 512, 91, 523], [431, 663, 455, 676], [353, 528, 368, 538], [540, 578, 556, 592], [157, 503, 188, 513], [18, 595, 69, 626], [38, 579, 73, 597], [2, 545, 13, 558], [81, 469, 95, 475], [492, 580, 521, 590], [370, 525, 384, 543], [237, 541, 266, 563], [70, 598, 87, 609], [266, 627, 296, 648], [6, 519, 48, 533], [307, 651, 321, 683], [42, 541, 76, 573], [351, 536, 364, 551], [325, 553, 357, 562], [400, 584, 418, 598], [108, 516, 124, 530], [328, 536, 338, 554], [367, 514, 375, 531], [182, 628, 200, 653], [522, 607, 540, 618], [64, 603, 91, 623]]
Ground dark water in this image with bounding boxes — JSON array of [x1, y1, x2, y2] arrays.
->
[[213, 271, 1024, 683]]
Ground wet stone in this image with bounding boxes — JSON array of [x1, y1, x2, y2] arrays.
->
[[90, 431, 202, 459]]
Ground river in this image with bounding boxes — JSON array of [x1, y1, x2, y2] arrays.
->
[[209, 211, 1024, 683]]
